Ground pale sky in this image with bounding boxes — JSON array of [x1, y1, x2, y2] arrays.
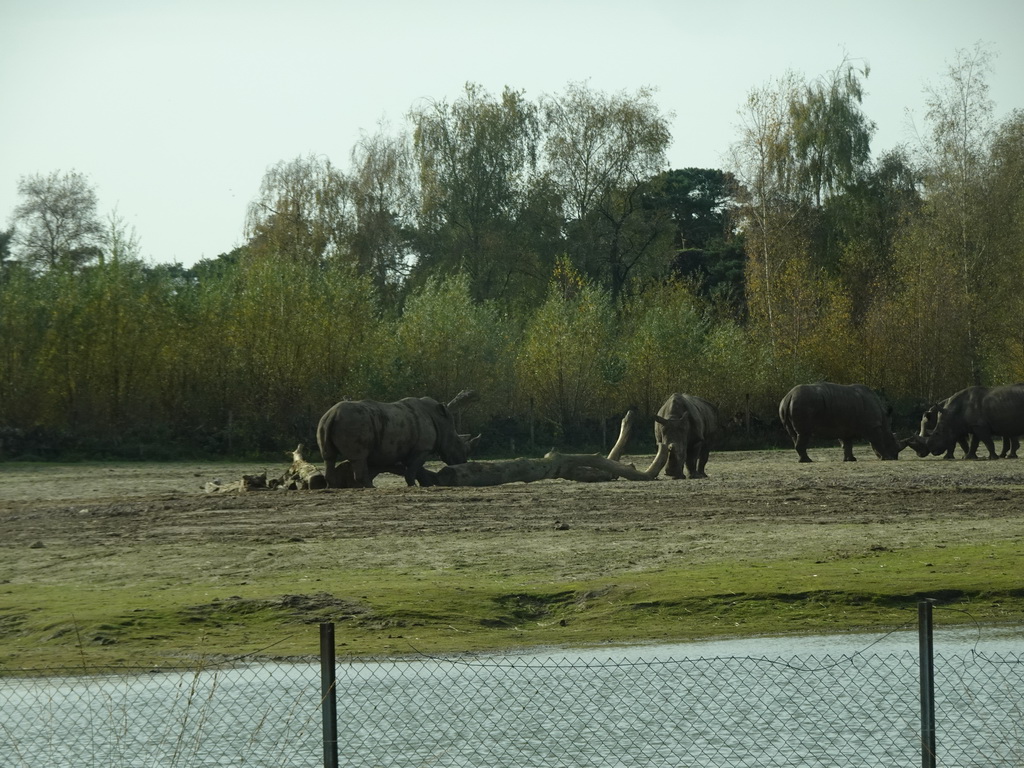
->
[[2, 0, 1022, 267]]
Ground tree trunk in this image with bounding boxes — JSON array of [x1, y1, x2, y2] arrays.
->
[[434, 410, 666, 487], [282, 444, 327, 489]]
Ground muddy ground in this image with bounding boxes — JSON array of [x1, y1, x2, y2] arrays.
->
[[2, 444, 1024, 668], [3, 447, 1024, 568]]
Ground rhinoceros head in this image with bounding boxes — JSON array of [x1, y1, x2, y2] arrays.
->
[[432, 403, 471, 466], [872, 430, 903, 460], [654, 412, 692, 478], [900, 434, 932, 458]]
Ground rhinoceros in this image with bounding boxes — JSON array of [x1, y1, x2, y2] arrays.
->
[[908, 384, 1024, 460], [779, 382, 901, 462], [316, 396, 470, 488], [653, 393, 719, 478], [913, 399, 1018, 459]]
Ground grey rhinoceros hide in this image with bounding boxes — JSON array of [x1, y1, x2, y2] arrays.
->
[[779, 382, 901, 463], [316, 397, 469, 488], [919, 384, 1024, 460], [653, 393, 719, 479]]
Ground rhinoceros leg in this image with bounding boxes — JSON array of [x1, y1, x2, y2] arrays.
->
[[972, 429, 1000, 459], [840, 439, 857, 461], [964, 434, 982, 459], [323, 456, 337, 487], [698, 443, 712, 477], [1002, 436, 1020, 458], [688, 440, 709, 478], [945, 437, 964, 459], [349, 458, 376, 488], [793, 433, 813, 462], [403, 451, 432, 486], [322, 451, 348, 488], [664, 447, 686, 478]]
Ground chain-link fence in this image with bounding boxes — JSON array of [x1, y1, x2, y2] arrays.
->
[[1, 632, 1021, 767], [332, 647, 1022, 767], [0, 661, 323, 767]]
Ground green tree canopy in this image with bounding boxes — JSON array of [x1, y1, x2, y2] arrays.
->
[[11, 170, 104, 271]]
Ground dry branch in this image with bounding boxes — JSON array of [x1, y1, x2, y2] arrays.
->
[[446, 389, 479, 413], [281, 444, 327, 490], [434, 410, 662, 487]]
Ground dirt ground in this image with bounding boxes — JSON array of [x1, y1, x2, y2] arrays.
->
[[3, 445, 1024, 664], [3, 447, 1024, 560]]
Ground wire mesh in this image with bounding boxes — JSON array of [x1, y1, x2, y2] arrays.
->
[[1, 643, 1021, 767], [0, 661, 323, 767]]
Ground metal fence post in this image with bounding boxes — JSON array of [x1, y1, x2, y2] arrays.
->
[[321, 622, 339, 768], [919, 599, 936, 768]]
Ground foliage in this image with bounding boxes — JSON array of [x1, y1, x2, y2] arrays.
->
[[617, 279, 712, 415], [244, 154, 351, 267], [10, 170, 104, 271], [979, 109, 1024, 382], [409, 83, 546, 305], [2, 60, 1022, 458], [347, 125, 417, 304], [543, 82, 674, 302], [515, 260, 616, 441], [390, 273, 510, 431], [916, 43, 999, 384], [790, 58, 875, 207]]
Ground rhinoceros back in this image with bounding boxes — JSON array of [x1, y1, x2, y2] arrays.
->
[[780, 382, 888, 439], [317, 397, 463, 467], [936, 384, 1024, 438], [656, 393, 719, 444]]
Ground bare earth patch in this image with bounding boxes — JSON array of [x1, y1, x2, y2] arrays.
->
[[3, 449, 1023, 551], [1, 448, 1023, 664]]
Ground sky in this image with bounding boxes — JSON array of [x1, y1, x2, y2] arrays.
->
[[2, 0, 1022, 268]]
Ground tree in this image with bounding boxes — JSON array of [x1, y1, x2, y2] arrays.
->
[[790, 58, 875, 208], [825, 147, 921, 323], [730, 61, 875, 371], [542, 83, 674, 302], [515, 259, 616, 441], [244, 154, 351, 266], [390, 273, 509, 428], [11, 170, 104, 271], [729, 71, 805, 356], [979, 109, 1024, 382], [657, 168, 745, 310], [0, 228, 15, 282], [347, 125, 416, 304], [916, 43, 998, 384], [617, 279, 711, 416], [409, 83, 543, 303], [871, 215, 973, 400]]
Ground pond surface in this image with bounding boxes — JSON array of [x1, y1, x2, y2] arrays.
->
[[544, 624, 1024, 661], [2, 628, 1021, 767]]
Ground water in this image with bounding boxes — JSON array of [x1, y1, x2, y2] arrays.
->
[[1, 628, 1021, 767], [552, 624, 1024, 661]]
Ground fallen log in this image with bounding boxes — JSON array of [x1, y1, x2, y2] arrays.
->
[[434, 410, 662, 487], [204, 445, 329, 493], [281, 444, 328, 490], [205, 472, 269, 493], [435, 451, 655, 486]]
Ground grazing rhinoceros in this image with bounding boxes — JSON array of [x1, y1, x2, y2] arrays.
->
[[316, 396, 470, 488], [916, 402, 970, 459], [907, 384, 1024, 460], [913, 399, 1018, 459], [653, 393, 719, 478], [779, 382, 902, 462]]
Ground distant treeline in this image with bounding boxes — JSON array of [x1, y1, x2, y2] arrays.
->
[[1, 51, 1021, 459]]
